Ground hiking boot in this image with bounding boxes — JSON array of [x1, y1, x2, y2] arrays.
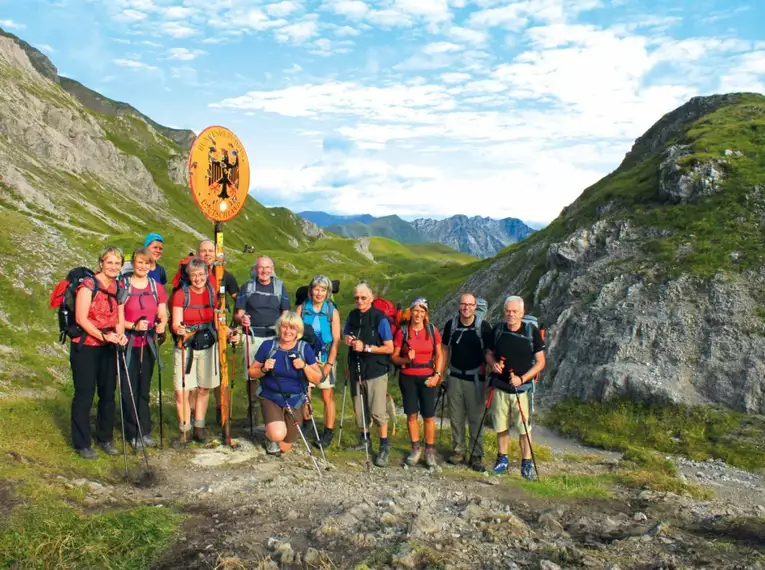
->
[[352, 433, 370, 451], [265, 439, 281, 455], [193, 427, 208, 443], [492, 455, 509, 474], [405, 444, 423, 466], [76, 447, 97, 460], [98, 441, 119, 456], [447, 452, 465, 465], [318, 428, 334, 449], [521, 459, 535, 481], [142, 435, 157, 448], [130, 438, 144, 451], [469, 455, 487, 473], [375, 446, 389, 467], [425, 448, 438, 469]]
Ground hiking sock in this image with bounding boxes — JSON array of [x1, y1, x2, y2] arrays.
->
[[425, 443, 435, 451], [379, 437, 388, 449], [324, 426, 334, 434]]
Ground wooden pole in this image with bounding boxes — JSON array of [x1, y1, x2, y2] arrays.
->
[[214, 221, 231, 446]]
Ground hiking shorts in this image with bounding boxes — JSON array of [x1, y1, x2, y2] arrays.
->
[[173, 345, 219, 391], [260, 396, 304, 444], [399, 373, 438, 418], [491, 390, 532, 436], [353, 374, 388, 428], [315, 362, 336, 390], [243, 335, 275, 380]]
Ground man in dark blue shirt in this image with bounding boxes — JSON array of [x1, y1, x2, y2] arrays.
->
[[236, 255, 290, 441]]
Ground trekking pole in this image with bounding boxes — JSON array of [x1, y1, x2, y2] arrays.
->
[[337, 367, 348, 450], [178, 322, 188, 446], [468, 385, 494, 462], [115, 348, 129, 478], [355, 352, 371, 470], [157, 340, 164, 450], [244, 326, 254, 439], [508, 365, 540, 481], [303, 383, 329, 467], [435, 383, 446, 444], [120, 349, 156, 483], [271, 374, 323, 477]]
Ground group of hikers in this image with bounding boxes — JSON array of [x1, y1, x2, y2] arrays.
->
[[54, 232, 546, 479]]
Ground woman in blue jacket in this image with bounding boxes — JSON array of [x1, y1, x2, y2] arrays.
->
[[248, 311, 323, 454]]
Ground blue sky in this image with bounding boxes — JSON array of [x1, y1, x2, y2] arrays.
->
[[1, 0, 763, 225]]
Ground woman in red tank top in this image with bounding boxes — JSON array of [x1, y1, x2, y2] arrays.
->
[[392, 297, 444, 469], [70, 246, 128, 460]]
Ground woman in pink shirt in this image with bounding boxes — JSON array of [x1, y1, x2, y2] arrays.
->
[[118, 247, 168, 450]]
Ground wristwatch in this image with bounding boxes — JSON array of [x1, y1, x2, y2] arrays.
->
[[364, 345, 372, 353], [434, 371, 442, 378]]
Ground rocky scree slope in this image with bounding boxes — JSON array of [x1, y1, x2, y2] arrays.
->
[[0, 33, 473, 391], [412, 214, 535, 258], [433, 93, 765, 415]]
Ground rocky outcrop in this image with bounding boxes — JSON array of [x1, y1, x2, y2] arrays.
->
[[354, 237, 375, 262], [658, 145, 727, 203], [435, 94, 765, 415]]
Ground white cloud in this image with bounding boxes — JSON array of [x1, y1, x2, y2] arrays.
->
[[0, 19, 26, 30], [266, 1, 302, 17], [423, 41, 463, 54], [330, 0, 370, 18], [113, 58, 159, 71], [440, 72, 472, 84], [446, 25, 488, 45], [115, 9, 148, 23], [162, 22, 198, 38], [275, 20, 319, 44], [166, 47, 207, 61], [163, 6, 195, 19], [718, 51, 765, 93], [334, 25, 361, 37], [37, 44, 55, 54]]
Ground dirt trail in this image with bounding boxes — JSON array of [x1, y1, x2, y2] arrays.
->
[[79, 426, 765, 570]]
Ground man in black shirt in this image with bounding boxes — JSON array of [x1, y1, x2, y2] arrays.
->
[[485, 295, 545, 480], [442, 293, 493, 472]]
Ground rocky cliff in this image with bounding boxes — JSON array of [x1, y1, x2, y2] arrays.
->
[[412, 215, 534, 258], [433, 93, 765, 415]]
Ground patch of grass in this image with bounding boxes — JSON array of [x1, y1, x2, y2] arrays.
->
[[0, 503, 182, 570], [545, 397, 765, 471], [513, 474, 613, 499]]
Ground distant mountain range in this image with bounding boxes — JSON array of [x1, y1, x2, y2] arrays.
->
[[298, 212, 535, 258]]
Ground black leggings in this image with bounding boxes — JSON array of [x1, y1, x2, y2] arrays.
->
[[399, 373, 437, 418], [70, 344, 117, 450], [119, 345, 156, 441]]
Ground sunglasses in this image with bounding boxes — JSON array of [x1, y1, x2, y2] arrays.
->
[[354, 296, 369, 300]]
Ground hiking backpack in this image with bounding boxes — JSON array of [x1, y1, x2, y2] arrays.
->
[[49, 267, 117, 345], [301, 299, 336, 359], [295, 279, 340, 307], [118, 263, 160, 311], [448, 296, 489, 351], [239, 273, 284, 305], [493, 315, 546, 381], [372, 297, 402, 339]]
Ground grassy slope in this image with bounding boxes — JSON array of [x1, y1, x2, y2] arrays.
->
[[0, 63, 479, 567]]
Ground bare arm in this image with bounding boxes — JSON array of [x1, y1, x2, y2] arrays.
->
[[328, 309, 341, 366], [391, 344, 410, 367]]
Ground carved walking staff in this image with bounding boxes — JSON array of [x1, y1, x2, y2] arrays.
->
[[188, 125, 251, 447]]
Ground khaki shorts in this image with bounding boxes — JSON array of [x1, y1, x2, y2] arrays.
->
[[174, 345, 220, 391], [260, 397, 304, 444], [315, 362, 336, 390], [243, 335, 275, 379], [491, 390, 532, 435], [353, 374, 388, 428]]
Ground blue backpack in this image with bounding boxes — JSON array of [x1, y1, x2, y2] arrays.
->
[[301, 300, 335, 360]]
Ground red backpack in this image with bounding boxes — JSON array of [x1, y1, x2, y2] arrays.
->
[[372, 297, 402, 338]]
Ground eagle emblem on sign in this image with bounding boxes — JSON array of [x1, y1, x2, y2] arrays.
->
[[188, 126, 250, 222]]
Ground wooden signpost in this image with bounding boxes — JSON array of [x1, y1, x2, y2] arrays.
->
[[188, 126, 250, 446]]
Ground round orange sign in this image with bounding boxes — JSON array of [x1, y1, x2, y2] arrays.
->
[[188, 126, 250, 222]]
